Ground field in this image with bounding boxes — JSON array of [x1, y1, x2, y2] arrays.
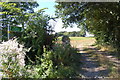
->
[[57, 37, 96, 48], [58, 37, 94, 40]]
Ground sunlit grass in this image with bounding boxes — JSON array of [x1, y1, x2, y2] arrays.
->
[[58, 37, 95, 41], [57, 37, 96, 48], [70, 37, 94, 40]]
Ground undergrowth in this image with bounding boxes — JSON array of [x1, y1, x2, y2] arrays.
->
[[0, 39, 82, 79]]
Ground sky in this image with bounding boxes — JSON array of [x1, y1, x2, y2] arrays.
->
[[34, 1, 80, 32]]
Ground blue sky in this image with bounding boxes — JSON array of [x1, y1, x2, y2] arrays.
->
[[34, 1, 80, 32], [34, 1, 56, 16]]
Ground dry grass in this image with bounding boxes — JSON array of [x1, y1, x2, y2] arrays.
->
[[57, 37, 96, 48], [70, 37, 96, 48], [98, 45, 117, 52]]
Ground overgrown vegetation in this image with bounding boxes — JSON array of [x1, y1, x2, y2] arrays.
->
[[0, 39, 81, 78], [1, 2, 57, 64], [27, 44, 81, 78], [18, 10, 56, 64], [0, 2, 82, 79]]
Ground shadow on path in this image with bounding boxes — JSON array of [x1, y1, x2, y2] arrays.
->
[[79, 47, 110, 78]]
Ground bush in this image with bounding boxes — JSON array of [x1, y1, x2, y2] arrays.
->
[[0, 39, 81, 78], [0, 39, 28, 78], [19, 12, 56, 64], [28, 44, 81, 78]]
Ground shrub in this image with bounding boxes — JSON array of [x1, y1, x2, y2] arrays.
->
[[19, 12, 56, 64], [0, 39, 28, 78], [0, 39, 81, 78], [28, 44, 81, 78]]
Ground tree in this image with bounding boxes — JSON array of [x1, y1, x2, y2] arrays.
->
[[19, 10, 56, 64], [55, 2, 120, 55], [0, 2, 39, 40]]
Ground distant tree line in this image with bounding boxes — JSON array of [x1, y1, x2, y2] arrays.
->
[[56, 31, 86, 37]]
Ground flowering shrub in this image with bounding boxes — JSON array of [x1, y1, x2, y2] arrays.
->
[[0, 39, 27, 78]]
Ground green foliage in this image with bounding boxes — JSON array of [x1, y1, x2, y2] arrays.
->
[[1, 2, 39, 40], [55, 2, 120, 56], [25, 44, 81, 78], [1, 2, 56, 63], [0, 39, 81, 78], [53, 44, 80, 66], [19, 10, 55, 64], [0, 2, 82, 78], [1, 2, 39, 25]]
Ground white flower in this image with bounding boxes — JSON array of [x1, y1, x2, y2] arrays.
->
[[0, 38, 28, 77]]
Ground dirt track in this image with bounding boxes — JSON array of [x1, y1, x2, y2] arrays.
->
[[71, 38, 120, 79]]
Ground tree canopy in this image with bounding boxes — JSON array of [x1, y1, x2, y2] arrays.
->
[[0, 2, 39, 40], [1, 2, 39, 27], [55, 2, 120, 54]]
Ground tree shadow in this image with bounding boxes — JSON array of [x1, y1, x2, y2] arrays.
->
[[81, 68, 110, 78], [80, 51, 110, 78]]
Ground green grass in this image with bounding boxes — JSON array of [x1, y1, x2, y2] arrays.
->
[[58, 37, 95, 41]]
